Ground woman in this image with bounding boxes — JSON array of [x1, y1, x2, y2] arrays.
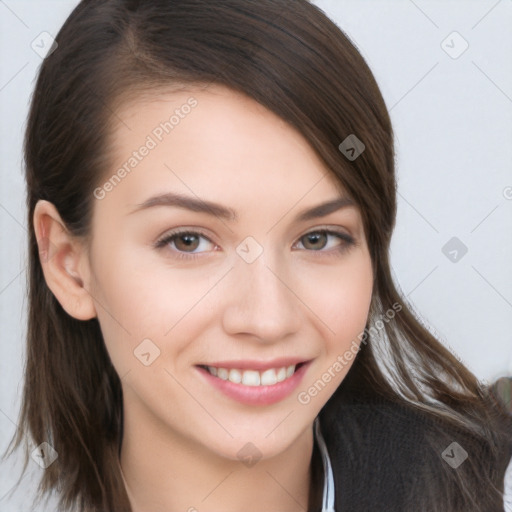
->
[[4, 0, 512, 511]]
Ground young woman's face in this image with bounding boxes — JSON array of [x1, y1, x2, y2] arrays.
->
[[85, 84, 374, 460]]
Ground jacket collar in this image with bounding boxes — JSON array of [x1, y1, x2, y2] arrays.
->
[[314, 416, 335, 512]]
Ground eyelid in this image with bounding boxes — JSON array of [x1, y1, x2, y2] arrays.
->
[[154, 226, 215, 248], [153, 224, 357, 261]]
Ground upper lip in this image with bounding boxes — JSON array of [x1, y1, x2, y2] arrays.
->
[[197, 357, 311, 371]]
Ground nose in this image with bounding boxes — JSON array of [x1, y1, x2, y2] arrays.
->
[[221, 250, 302, 344]]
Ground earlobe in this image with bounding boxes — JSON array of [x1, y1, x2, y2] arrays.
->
[[33, 199, 97, 321]]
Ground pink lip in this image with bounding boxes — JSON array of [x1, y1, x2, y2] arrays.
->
[[197, 357, 309, 371], [195, 360, 312, 406]]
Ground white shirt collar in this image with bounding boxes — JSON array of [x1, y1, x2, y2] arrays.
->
[[314, 416, 336, 512]]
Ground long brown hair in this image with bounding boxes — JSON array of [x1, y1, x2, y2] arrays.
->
[[4, 1, 511, 511]]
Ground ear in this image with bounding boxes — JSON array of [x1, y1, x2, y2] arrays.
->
[[33, 199, 97, 321]]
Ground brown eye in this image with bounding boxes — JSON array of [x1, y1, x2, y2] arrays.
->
[[173, 233, 201, 252], [154, 227, 356, 262], [296, 229, 355, 253], [154, 229, 216, 261], [301, 231, 328, 250]]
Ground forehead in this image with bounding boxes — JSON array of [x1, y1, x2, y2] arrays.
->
[[109, 83, 319, 162], [99, 84, 353, 219]]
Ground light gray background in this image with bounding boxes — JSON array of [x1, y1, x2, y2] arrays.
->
[[1, 1, 511, 510]]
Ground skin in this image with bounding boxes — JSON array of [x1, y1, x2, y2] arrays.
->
[[34, 84, 374, 512]]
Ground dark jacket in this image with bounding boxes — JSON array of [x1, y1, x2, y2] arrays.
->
[[315, 383, 512, 511]]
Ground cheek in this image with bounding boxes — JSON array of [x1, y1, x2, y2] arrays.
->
[[89, 245, 219, 371], [294, 258, 373, 408], [302, 253, 373, 342]]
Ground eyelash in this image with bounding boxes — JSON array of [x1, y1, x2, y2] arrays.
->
[[154, 227, 357, 261]]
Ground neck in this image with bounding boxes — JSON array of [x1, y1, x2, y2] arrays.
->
[[119, 393, 315, 512]]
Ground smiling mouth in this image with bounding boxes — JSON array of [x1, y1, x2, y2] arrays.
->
[[197, 362, 307, 387]]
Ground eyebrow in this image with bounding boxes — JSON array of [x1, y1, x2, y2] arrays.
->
[[128, 192, 355, 223]]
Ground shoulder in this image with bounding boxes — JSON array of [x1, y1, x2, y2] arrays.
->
[[319, 397, 430, 509], [319, 395, 511, 511]]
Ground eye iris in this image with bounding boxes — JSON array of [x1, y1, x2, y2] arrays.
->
[[175, 233, 199, 252], [303, 232, 326, 250]]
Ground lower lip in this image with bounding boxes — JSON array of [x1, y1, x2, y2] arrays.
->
[[196, 361, 311, 406]]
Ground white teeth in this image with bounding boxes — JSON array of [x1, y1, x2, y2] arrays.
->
[[206, 364, 298, 386], [217, 368, 229, 380], [228, 369, 242, 383], [260, 368, 277, 386], [276, 367, 287, 382], [242, 370, 260, 386]]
